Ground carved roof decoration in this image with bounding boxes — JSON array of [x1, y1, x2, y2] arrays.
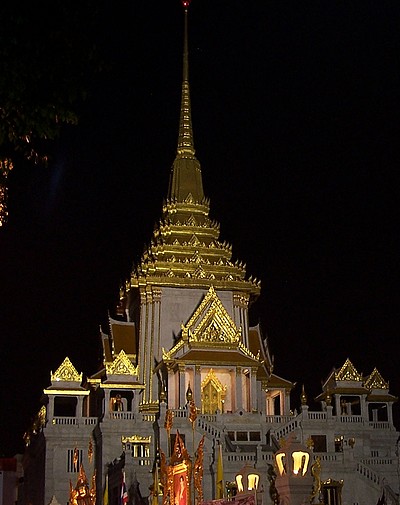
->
[[51, 357, 82, 383], [124, 0, 260, 299], [334, 358, 363, 382], [364, 367, 389, 390], [162, 287, 259, 367], [122, 435, 151, 444], [181, 286, 241, 345], [105, 350, 138, 377]]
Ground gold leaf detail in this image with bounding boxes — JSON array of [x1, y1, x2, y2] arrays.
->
[[105, 350, 138, 376], [335, 358, 362, 381], [364, 368, 389, 390], [51, 357, 82, 382]]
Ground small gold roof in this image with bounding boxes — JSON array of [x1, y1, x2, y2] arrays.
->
[[334, 358, 363, 381], [105, 350, 138, 378], [109, 317, 137, 358], [50, 357, 82, 384], [364, 367, 389, 390], [266, 373, 295, 390]]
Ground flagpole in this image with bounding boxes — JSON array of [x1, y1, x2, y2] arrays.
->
[[188, 400, 197, 505]]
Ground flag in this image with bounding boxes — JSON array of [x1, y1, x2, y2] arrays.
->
[[216, 443, 224, 499], [103, 474, 109, 505], [152, 463, 160, 505], [121, 472, 128, 505]]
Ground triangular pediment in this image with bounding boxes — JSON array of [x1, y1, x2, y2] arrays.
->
[[335, 358, 362, 381], [105, 350, 138, 376], [181, 286, 241, 345], [51, 357, 82, 383], [364, 367, 389, 390]]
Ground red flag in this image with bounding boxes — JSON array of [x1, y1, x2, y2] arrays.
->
[[120, 472, 128, 505]]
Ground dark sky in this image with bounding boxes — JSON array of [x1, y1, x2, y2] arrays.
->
[[1, 1, 399, 457]]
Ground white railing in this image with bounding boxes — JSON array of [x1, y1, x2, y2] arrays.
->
[[83, 418, 98, 425], [109, 411, 135, 420], [356, 461, 382, 486], [307, 412, 327, 420], [265, 415, 293, 424], [226, 453, 256, 463], [273, 419, 299, 440], [51, 416, 98, 426], [259, 453, 275, 463], [313, 453, 343, 462], [368, 421, 391, 430], [171, 408, 188, 419], [196, 416, 221, 440], [52, 417, 78, 425], [361, 457, 394, 466], [340, 415, 363, 423]]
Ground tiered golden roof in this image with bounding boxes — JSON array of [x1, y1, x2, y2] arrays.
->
[[128, 4, 260, 298]]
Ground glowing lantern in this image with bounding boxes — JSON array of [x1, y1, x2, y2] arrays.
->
[[235, 463, 260, 494], [275, 436, 310, 477]]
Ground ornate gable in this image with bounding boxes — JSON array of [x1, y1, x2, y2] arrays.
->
[[105, 350, 138, 376], [51, 357, 82, 383], [335, 358, 363, 381], [364, 367, 389, 390], [181, 286, 241, 345]]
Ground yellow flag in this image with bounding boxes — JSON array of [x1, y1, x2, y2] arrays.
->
[[152, 464, 160, 505], [216, 444, 224, 499], [103, 474, 109, 505]]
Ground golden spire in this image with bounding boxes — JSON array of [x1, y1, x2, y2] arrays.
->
[[168, 0, 204, 204], [130, 0, 260, 298]]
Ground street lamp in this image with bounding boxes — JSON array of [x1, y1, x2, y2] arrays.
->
[[235, 463, 260, 494], [274, 435, 313, 505]]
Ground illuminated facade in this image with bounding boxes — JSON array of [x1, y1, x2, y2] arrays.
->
[[21, 4, 399, 505]]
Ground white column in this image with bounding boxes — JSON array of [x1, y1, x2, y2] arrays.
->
[[179, 365, 186, 407], [251, 367, 258, 412], [235, 368, 243, 411]]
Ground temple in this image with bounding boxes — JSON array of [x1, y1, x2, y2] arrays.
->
[[21, 3, 399, 505]]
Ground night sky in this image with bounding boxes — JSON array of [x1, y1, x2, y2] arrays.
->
[[1, 1, 399, 457]]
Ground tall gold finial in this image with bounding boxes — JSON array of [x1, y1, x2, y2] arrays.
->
[[301, 384, 307, 405], [177, 0, 195, 157], [168, 0, 204, 204]]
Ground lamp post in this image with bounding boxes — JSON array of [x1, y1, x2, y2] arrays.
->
[[274, 435, 313, 505], [235, 463, 261, 505]]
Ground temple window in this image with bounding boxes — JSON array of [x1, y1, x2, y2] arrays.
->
[[339, 395, 360, 415], [368, 403, 388, 422], [236, 431, 248, 442], [310, 435, 327, 452], [54, 396, 77, 417], [109, 391, 133, 412], [67, 448, 83, 473]]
